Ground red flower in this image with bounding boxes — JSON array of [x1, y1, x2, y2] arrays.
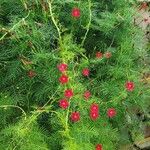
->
[[82, 68, 90, 76], [70, 112, 80, 122], [139, 2, 148, 10], [96, 52, 103, 59], [90, 104, 99, 120], [144, 18, 148, 22], [96, 144, 103, 150], [90, 112, 99, 120], [72, 8, 80, 18], [58, 63, 68, 72], [107, 108, 117, 118], [90, 104, 99, 112], [84, 90, 91, 100], [104, 52, 112, 58], [64, 89, 74, 98], [125, 81, 134, 91], [59, 99, 69, 109], [27, 70, 36, 78], [59, 74, 69, 84]]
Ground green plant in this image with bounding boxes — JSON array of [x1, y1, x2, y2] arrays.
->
[[0, 0, 150, 149]]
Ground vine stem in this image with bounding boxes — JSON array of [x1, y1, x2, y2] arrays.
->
[[47, 0, 71, 139], [7, 87, 59, 150], [0, 105, 27, 120], [21, 0, 28, 10], [42, 86, 60, 108], [0, 11, 30, 41], [65, 103, 70, 132], [81, 0, 92, 46], [47, 0, 62, 44]]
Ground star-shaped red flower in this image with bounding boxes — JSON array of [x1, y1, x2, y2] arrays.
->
[[58, 63, 68, 72], [64, 89, 74, 98], [82, 68, 90, 76], [96, 52, 103, 59], [83, 90, 91, 100], [27, 70, 36, 78], [59, 99, 69, 109], [107, 108, 117, 118], [59, 74, 69, 84], [72, 8, 80, 18], [104, 52, 112, 58], [70, 112, 80, 122], [96, 144, 103, 150], [125, 81, 135, 91]]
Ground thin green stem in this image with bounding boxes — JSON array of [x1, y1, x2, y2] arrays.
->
[[47, 0, 62, 43], [43, 86, 60, 108], [0, 11, 30, 41], [79, 52, 89, 60], [65, 103, 70, 131], [20, 0, 28, 10], [0, 105, 27, 120], [81, 0, 92, 46]]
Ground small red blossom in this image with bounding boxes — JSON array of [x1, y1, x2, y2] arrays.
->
[[96, 52, 103, 59], [59, 99, 69, 109], [59, 74, 69, 84], [96, 144, 103, 150], [95, 144, 103, 150], [72, 8, 80, 18], [104, 52, 112, 58], [27, 70, 36, 78], [125, 81, 135, 91], [107, 108, 117, 118], [90, 104, 99, 112], [70, 112, 80, 122], [64, 89, 74, 98], [82, 68, 90, 76], [144, 18, 148, 22], [139, 2, 148, 10], [84, 90, 91, 100], [58, 63, 68, 72], [90, 112, 99, 120]]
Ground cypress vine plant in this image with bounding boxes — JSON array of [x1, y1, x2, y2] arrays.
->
[[0, 0, 150, 150]]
